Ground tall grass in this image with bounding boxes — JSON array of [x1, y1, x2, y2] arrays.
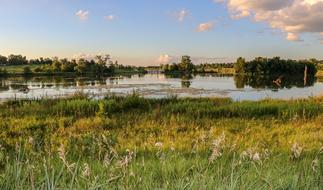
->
[[0, 95, 322, 189]]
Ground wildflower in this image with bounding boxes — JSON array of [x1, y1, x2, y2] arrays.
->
[[240, 149, 262, 163], [209, 147, 222, 162], [103, 152, 112, 167], [319, 146, 323, 154], [58, 144, 66, 162], [252, 152, 261, 162], [28, 137, 34, 145], [312, 159, 319, 173], [291, 143, 303, 159], [155, 142, 163, 149], [209, 133, 226, 163], [82, 163, 91, 178], [118, 150, 134, 167], [263, 149, 271, 160]]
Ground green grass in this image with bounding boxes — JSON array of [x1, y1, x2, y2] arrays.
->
[[0, 64, 39, 74], [0, 95, 322, 189]]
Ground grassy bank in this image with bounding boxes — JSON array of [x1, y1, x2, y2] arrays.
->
[[0, 65, 147, 77], [0, 95, 322, 189]]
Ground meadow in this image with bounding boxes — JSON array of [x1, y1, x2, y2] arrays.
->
[[0, 94, 322, 189]]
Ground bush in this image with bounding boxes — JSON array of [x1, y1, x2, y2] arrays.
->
[[23, 66, 32, 75], [0, 68, 8, 76]]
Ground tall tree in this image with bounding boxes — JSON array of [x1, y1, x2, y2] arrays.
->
[[179, 56, 194, 73], [234, 57, 246, 74], [7, 55, 28, 65], [0, 55, 8, 65]]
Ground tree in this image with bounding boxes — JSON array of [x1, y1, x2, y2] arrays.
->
[[0, 55, 8, 65], [23, 66, 32, 75], [8, 55, 28, 65], [95, 54, 113, 76], [234, 57, 246, 74], [75, 59, 88, 75], [52, 59, 62, 72], [179, 56, 194, 73], [61, 59, 76, 72]]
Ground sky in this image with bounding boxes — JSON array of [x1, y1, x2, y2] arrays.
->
[[0, 0, 323, 66]]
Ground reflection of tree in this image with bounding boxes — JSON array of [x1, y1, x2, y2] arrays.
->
[[181, 80, 191, 88], [181, 74, 193, 88], [234, 74, 316, 89], [0, 79, 9, 91]]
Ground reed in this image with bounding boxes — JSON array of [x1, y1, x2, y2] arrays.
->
[[0, 95, 322, 189]]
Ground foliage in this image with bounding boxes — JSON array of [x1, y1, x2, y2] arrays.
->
[[235, 57, 318, 76], [7, 55, 28, 65], [0, 55, 8, 65], [0, 54, 147, 76], [0, 68, 8, 76], [162, 55, 195, 73], [23, 66, 32, 76]]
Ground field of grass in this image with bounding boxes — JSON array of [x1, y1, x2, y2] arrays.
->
[[0, 95, 322, 189], [0, 64, 39, 74]]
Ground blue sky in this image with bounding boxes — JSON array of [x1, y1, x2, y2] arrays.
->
[[0, 0, 323, 66]]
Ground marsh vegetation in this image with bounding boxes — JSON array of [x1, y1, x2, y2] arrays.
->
[[0, 94, 322, 189]]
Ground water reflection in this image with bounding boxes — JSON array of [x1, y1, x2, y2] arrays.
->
[[0, 74, 322, 101], [181, 74, 193, 88], [234, 75, 316, 90]]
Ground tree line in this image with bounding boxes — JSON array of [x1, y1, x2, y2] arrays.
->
[[0, 54, 146, 76], [234, 57, 318, 76], [161, 56, 237, 74]]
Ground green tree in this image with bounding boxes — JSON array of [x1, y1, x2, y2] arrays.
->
[[179, 56, 194, 73], [0, 55, 8, 65], [8, 55, 28, 65], [234, 57, 246, 74], [23, 66, 32, 75], [61, 59, 76, 72], [51, 59, 62, 72], [75, 59, 88, 75]]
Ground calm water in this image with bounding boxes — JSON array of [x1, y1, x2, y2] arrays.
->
[[0, 74, 322, 101]]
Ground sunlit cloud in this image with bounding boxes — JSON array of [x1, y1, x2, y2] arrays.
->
[[75, 10, 89, 21], [157, 54, 173, 64], [215, 0, 323, 42], [286, 33, 302, 42], [197, 21, 215, 32]]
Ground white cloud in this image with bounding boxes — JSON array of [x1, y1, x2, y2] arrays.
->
[[216, 0, 323, 42], [104, 15, 115, 21], [75, 10, 89, 21], [157, 54, 173, 64], [175, 9, 189, 22], [73, 53, 96, 61], [287, 33, 302, 41], [197, 21, 215, 32]]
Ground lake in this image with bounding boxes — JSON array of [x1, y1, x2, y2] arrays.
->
[[0, 74, 322, 101]]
